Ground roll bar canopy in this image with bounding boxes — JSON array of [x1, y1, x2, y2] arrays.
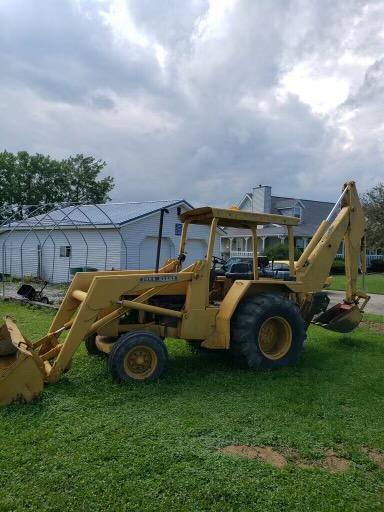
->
[[180, 206, 299, 228]]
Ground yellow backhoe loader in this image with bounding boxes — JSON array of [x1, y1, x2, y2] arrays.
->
[[0, 182, 370, 405]]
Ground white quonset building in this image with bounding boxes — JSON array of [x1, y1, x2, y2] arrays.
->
[[0, 200, 220, 283]]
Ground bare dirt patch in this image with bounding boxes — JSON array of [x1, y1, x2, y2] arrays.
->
[[361, 321, 384, 333], [294, 450, 349, 472], [220, 445, 287, 468], [362, 447, 384, 469], [323, 449, 350, 472], [220, 445, 350, 472]]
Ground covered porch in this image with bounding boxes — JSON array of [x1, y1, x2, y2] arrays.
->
[[221, 233, 309, 258]]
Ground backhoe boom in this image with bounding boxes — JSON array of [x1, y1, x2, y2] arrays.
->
[[295, 181, 366, 303]]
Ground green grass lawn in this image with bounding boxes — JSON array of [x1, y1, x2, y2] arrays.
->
[[329, 273, 384, 294], [0, 303, 383, 511]]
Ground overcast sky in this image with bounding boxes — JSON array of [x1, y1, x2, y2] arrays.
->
[[0, 0, 383, 205]]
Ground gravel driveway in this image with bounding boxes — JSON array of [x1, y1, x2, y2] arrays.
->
[[0, 281, 67, 305]]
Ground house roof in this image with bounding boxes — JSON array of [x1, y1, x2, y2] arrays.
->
[[274, 198, 305, 210], [225, 194, 334, 238], [2, 199, 193, 230]]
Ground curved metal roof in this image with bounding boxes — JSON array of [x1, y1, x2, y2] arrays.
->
[[2, 200, 192, 230]]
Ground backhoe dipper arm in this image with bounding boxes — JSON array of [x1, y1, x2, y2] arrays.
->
[[295, 182, 366, 303]]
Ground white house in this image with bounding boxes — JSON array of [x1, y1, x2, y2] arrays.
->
[[0, 200, 221, 283], [220, 184, 382, 266], [221, 185, 337, 257]]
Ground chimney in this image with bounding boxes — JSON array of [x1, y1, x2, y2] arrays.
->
[[252, 185, 271, 213]]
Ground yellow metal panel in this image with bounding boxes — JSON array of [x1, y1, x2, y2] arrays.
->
[[180, 307, 218, 340], [251, 227, 258, 280], [180, 206, 299, 228], [207, 280, 252, 349], [287, 226, 295, 277], [0, 352, 44, 405]]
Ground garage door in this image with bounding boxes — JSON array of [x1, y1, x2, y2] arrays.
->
[[184, 239, 207, 266], [139, 237, 173, 269]]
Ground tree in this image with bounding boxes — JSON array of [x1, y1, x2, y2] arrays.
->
[[362, 183, 384, 251], [62, 154, 114, 204], [0, 151, 114, 213]]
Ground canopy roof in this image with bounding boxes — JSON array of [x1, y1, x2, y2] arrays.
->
[[180, 207, 299, 228]]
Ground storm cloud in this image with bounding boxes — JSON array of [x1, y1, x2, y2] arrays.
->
[[0, 0, 383, 205]]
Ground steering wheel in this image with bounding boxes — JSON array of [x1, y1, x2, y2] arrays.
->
[[212, 256, 226, 266]]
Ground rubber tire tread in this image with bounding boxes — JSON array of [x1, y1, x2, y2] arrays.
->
[[231, 293, 306, 370], [85, 334, 104, 356], [108, 331, 168, 382]]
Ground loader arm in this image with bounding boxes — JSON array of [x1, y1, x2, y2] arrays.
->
[[0, 269, 194, 404], [295, 181, 367, 303]]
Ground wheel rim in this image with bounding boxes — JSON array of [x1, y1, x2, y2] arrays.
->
[[258, 316, 292, 360], [123, 345, 158, 380]]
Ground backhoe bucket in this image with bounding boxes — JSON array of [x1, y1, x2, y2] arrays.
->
[[313, 303, 362, 333], [0, 318, 45, 406]]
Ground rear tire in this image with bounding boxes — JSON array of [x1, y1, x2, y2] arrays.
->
[[108, 331, 168, 382], [231, 293, 306, 370]]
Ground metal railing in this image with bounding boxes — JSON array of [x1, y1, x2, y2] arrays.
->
[[229, 250, 253, 258], [229, 251, 383, 267]]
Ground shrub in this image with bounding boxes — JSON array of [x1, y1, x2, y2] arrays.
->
[[331, 258, 345, 274], [265, 243, 301, 261], [369, 257, 384, 272]]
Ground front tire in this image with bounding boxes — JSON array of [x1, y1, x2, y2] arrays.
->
[[231, 294, 306, 370], [85, 334, 104, 356], [108, 331, 168, 382]]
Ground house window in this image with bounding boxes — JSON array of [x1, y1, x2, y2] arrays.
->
[[60, 246, 71, 258], [292, 206, 302, 223]]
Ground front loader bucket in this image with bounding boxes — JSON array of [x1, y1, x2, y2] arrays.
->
[[313, 303, 362, 333], [0, 318, 45, 406]]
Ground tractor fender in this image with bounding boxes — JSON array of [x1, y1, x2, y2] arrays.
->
[[201, 280, 293, 350]]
